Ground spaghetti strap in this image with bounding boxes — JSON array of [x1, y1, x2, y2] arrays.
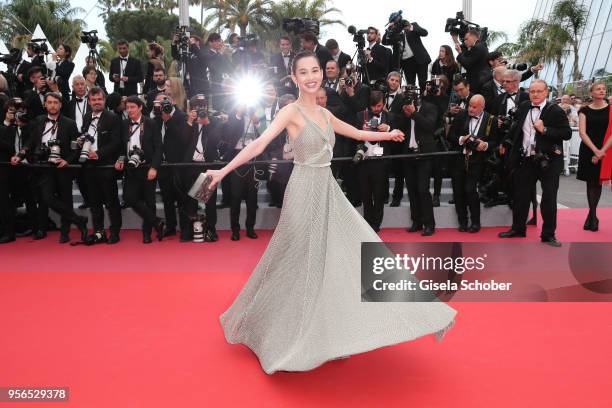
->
[[293, 104, 309, 121]]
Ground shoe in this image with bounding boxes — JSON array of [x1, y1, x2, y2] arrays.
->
[[432, 195, 440, 207], [468, 224, 481, 233], [406, 224, 423, 233], [527, 216, 537, 226], [541, 236, 562, 247], [206, 229, 219, 242], [246, 229, 258, 239], [498, 229, 526, 238], [120, 201, 128, 209], [88, 231, 108, 244], [421, 226, 435, 236], [458, 224, 468, 232], [143, 234, 152, 244], [268, 202, 278, 207], [231, 231, 240, 241], [155, 220, 165, 242], [59, 233, 70, 244], [76, 216, 89, 242], [163, 227, 177, 237], [583, 214, 593, 231], [0, 235, 16, 244], [390, 200, 401, 207], [591, 216, 599, 232], [448, 198, 455, 204], [108, 234, 120, 245], [33, 230, 47, 240], [15, 229, 32, 238]]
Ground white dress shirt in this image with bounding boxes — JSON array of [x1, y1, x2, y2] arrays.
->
[[522, 100, 547, 156]]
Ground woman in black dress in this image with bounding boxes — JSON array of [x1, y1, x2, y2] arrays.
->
[[577, 82, 610, 231], [431, 45, 458, 95]]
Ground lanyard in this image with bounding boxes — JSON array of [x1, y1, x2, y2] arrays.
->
[[76, 98, 87, 119], [469, 114, 483, 136], [42, 121, 58, 139]]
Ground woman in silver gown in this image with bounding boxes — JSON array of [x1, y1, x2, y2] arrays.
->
[[206, 51, 457, 374]]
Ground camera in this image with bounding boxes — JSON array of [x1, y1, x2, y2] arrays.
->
[[369, 117, 380, 131], [80, 30, 99, 48], [353, 143, 368, 163], [386, 10, 411, 44], [282, 18, 320, 36], [464, 135, 481, 151], [174, 26, 192, 60], [0, 48, 22, 66], [191, 94, 209, 118], [153, 98, 173, 116], [372, 79, 388, 94], [127, 146, 145, 168], [532, 152, 550, 170], [28, 38, 49, 55], [236, 34, 258, 51], [505, 62, 528, 71], [425, 77, 440, 95], [47, 139, 62, 164], [498, 107, 517, 134], [444, 11, 488, 44], [402, 85, 420, 107], [76, 134, 95, 163], [347, 25, 367, 50], [344, 62, 356, 87]]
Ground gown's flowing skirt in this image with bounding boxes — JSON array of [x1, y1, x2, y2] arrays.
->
[[220, 163, 457, 374]]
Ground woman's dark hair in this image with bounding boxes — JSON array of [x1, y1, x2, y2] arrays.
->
[[60, 44, 72, 59], [82, 65, 96, 77], [291, 50, 320, 75], [106, 92, 122, 111], [439, 45, 457, 70]]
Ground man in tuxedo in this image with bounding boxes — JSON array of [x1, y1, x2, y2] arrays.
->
[[448, 95, 499, 232], [325, 39, 351, 71], [498, 80, 572, 246], [222, 105, 262, 241], [400, 92, 439, 236], [383, 20, 431, 90], [116, 96, 164, 243], [206, 33, 233, 111], [145, 67, 167, 114], [300, 31, 333, 79], [269, 36, 297, 96], [384, 71, 406, 207], [364, 27, 390, 85], [480, 66, 506, 113], [154, 94, 192, 241], [109, 40, 143, 97], [11, 49, 32, 98], [491, 70, 529, 125], [453, 30, 489, 94], [171, 33, 208, 97], [12, 92, 88, 243], [355, 91, 396, 232], [322, 60, 349, 119], [0, 101, 37, 243], [80, 87, 122, 244], [24, 66, 59, 119], [183, 96, 224, 241]]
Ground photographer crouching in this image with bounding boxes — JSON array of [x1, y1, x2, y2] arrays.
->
[[498, 80, 572, 247], [448, 94, 499, 233]]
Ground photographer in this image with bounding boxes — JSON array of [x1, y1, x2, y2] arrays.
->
[[145, 67, 168, 114], [448, 95, 499, 232], [116, 96, 164, 244], [10, 49, 32, 98], [325, 39, 351, 71], [400, 88, 439, 236], [144, 42, 165, 94], [431, 46, 459, 95], [382, 13, 431, 91], [480, 66, 506, 113], [109, 40, 143, 97], [0, 100, 37, 243], [26, 41, 46, 70], [171, 33, 208, 97], [354, 90, 396, 232], [52, 44, 74, 104], [485, 51, 544, 84], [85, 56, 106, 90], [384, 71, 405, 207], [269, 36, 297, 96], [24, 66, 60, 121], [453, 29, 489, 94], [300, 31, 333, 79], [232, 36, 266, 75], [363, 27, 390, 84], [183, 95, 224, 242], [499, 80, 572, 247], [206, 33, 233, 110], [154, 94, 192, 241], [81, 87, 122, 244], [12, 92, 88, 243]]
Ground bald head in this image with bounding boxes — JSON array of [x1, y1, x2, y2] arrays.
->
[[468, 94, 485, 117]]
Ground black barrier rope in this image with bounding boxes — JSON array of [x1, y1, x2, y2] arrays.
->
[[0, 151, 461, 169]]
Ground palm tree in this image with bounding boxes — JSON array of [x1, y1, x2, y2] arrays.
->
[[203, 0, 274, 37], [550, 0, 588, 81]]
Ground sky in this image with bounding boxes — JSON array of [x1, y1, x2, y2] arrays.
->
[[70, 0, 538, 60]]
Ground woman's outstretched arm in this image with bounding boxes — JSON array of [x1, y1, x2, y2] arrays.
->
[[329, 110, 404, 143]]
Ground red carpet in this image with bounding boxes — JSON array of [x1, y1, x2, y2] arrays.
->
[[1, 208, 611, 407]]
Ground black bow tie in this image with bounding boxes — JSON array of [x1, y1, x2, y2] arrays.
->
[[120, 57, 128, 62], [131, 121, 140, 127], [75, 98, 84, 102], [46, 118, 57, 124], [508, 92, 517, 97], [530, 105, 541, 110], [282, 54, 290, 58], [470, 115, 480, 120], [388, 94, 395, 99]]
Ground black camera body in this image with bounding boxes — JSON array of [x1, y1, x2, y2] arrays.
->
[[464, 135, 481, 151], [81, 30, 99, 48], [0, 48, 22, 66], [127, 146, 145, 168], [237, 34, 258, 50], [28, 38, 49, 55], [347, 25, 367, 50], [191, 94, 209, 118], [444, 11, 488, 44], [282, 18, 320, 36], [386, 10, 411, 44], [402, 85, 421, 108], [153, 98, 174, 116]]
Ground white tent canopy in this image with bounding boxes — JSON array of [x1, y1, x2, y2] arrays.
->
[[0, 41, 10, 72]]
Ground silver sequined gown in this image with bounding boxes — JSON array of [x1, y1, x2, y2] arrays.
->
[[220, 105, 457, 374]]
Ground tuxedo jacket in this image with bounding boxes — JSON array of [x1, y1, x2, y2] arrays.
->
[[24, 89, 46, 119], [120, 116, 162, 169], [269, 51, 294, 82], [448, 110, 500, 163], [491, 90, 529, 117], [63, 96, 91, 127], [398, 100, 439, 154], [55, 59, 75, 103], [206, 48, 232, 88], [184, 120, 223, 163], [507, 100, 572, 168], [25, 114, 79, 163], [156, 109, 192, 163], [364, 43, 389, 83], [383, 22, 431, 67], [315, 44, 333, 79], [431, 59, 459, 83], [81, 110, 122, 165], [109, 56, 144, 96], [13, 60, 32, 98], [456, 42, 490, 93], [171, 44, 208, 94], [354, 109, 397, 156]]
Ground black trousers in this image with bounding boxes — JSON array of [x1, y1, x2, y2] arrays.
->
[[183, 166, 218, 233], [0, 167, 37, 237], [511, 158, 562, 238], [84, 166, 122, 234], [400, 57, 428, 91], [230, 166, 258, 232], [403, 158, 435, 228], [122, 167, 158, 234], [357, 160, 388, 230], [158, 167, 191, 232], [34, 168, 81, 233], [450, 157, 484, 225]]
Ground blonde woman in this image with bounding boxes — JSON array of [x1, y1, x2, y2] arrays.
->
[[165, 77, 187, 111]]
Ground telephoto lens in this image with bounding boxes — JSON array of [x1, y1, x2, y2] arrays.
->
[[47, 139, 62, 164], [78, 135, 95, 163]]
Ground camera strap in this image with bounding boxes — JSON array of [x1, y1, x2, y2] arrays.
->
[[41, 120, 58, 144]]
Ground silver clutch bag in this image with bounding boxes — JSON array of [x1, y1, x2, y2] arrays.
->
[[188, 172, 214, 204]]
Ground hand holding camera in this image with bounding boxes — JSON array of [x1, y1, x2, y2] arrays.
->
[[402, 103, 416, 117]]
